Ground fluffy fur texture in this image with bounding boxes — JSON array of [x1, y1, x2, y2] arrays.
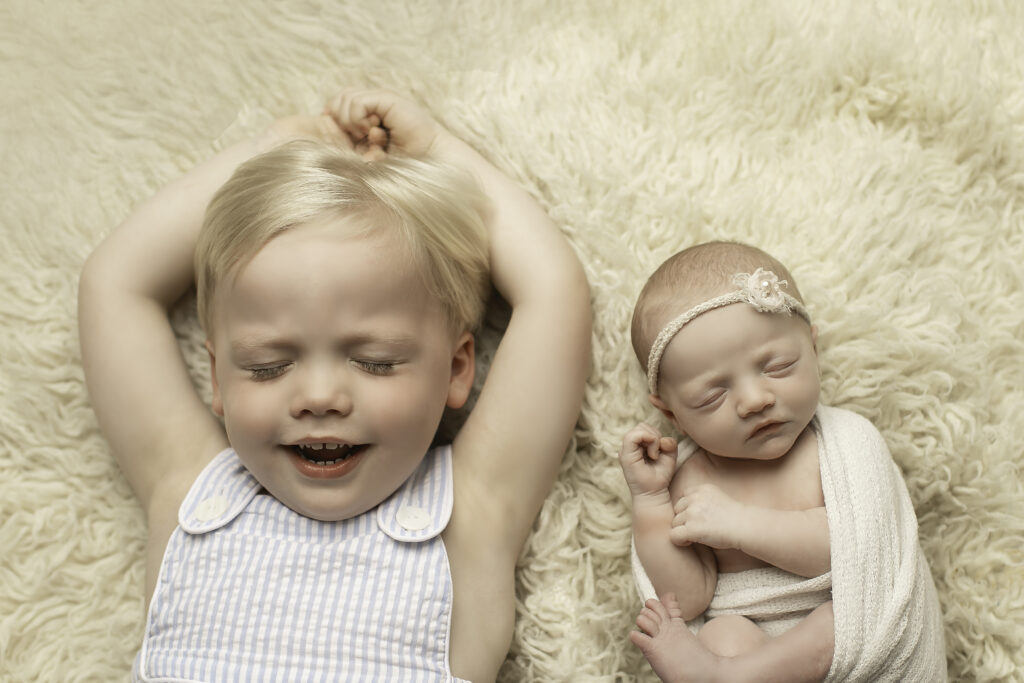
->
[[2, 1, 1022, 680]]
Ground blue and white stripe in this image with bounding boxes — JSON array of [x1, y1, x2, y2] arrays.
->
[[135, 446, 467, 682]]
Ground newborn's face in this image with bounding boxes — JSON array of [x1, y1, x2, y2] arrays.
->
[[657, 303, 820, 462]]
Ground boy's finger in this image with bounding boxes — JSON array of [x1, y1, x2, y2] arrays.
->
[[367, 126, 389, 147], [327, 92, 378, 142]]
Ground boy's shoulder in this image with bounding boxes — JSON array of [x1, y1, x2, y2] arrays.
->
[[145, 445, 220, 537]]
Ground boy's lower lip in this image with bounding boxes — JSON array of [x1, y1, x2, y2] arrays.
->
[[286, 446, 367, 479]]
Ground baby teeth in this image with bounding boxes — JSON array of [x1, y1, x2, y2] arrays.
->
[[295, 443, 354, 463]]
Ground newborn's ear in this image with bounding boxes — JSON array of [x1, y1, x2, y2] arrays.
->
[[648, 394, 684, 435]]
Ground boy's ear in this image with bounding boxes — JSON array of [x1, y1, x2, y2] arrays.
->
[[648, 394, 684, 435], [205, 340, 224, 417], [810, 324, 819, 353], [445, 332, 475, 409]]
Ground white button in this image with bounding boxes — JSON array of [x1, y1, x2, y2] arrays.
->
[[194, 495, 229, 522], [396, 504, 430, 531]]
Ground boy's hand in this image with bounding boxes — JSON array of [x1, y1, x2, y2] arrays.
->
[[669, 483, 747, 550], [618, 423, 678, 500], [325, 89, 443, 160]]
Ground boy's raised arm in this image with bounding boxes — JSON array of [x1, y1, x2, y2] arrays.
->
[[328, 90, 591, 549], [78, 115, 350, 510], [441, 130, 592, 548]]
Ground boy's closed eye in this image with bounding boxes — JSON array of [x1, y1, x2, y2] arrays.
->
[[353, 359, 398, 375], [247, 363, 292, 381]]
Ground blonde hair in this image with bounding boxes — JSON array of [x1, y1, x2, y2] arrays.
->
[[196, 140, 490, 336], [631, 241, 804, 372]]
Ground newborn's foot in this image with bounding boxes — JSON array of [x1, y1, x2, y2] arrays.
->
[[630, 594, 722, 683]]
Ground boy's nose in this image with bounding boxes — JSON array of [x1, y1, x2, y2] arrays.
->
[[291, 364, 354, 417]]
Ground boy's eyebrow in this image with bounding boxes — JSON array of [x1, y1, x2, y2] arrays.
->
[[342, 331, 419, 347], [228, 331, 420, 354], [229, 336, 297, 355]]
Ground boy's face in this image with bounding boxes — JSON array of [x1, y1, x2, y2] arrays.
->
[[206, 215, 473, 521], [652, 303, 820, 461]]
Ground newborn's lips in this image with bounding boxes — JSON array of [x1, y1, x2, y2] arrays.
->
[[749, 420, 783, 439]]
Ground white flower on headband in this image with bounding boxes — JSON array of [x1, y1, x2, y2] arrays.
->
[[734, 268, 791, 313]]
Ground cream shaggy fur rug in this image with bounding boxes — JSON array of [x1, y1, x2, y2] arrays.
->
[[2, 1, 1023, 680]]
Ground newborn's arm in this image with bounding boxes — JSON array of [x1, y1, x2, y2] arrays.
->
[[671, 483, 831, 578], [734, 506, 831, 578], [634, 491, 719, 620]]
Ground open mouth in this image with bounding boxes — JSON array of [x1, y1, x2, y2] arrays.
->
[[290, 443, 368, 465]]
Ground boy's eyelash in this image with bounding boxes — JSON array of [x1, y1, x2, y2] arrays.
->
[[248, 364, 289, 381], [246, 360, 397, 379], [356, 360, 396, 375]]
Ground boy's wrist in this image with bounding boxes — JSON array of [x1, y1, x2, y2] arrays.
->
[[424, 129, 479, 166], [262, 117, 307, 151], [259, 125, 289, 152]]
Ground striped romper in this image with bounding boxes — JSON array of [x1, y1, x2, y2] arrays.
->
[[133, 445, 470, 682]]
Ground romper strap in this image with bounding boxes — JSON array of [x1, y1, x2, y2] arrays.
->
[[377, 445, 454, 543], [179, 449, 262, 534]]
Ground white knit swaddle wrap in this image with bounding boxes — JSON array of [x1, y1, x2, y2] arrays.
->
[[631, 406, 947, 681]]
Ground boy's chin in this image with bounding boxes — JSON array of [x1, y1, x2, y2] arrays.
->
[[283, 493, 377, 523]]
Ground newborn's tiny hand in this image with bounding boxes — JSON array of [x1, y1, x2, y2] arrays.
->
[[617, 423, 678, 499], [669, 483, 746, 550]]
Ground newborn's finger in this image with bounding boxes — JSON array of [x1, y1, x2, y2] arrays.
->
[[660, 592, 683, 618], [629, 629, 653, 651], [635, 610, 659, 636], [644, 597, 671, 621], [668, 525, 694, 547]]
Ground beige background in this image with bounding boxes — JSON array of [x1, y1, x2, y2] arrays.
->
[[2, 0, 1023, 680]]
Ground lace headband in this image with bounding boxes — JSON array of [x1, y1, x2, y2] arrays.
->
[[646, 268, 810, 395]]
